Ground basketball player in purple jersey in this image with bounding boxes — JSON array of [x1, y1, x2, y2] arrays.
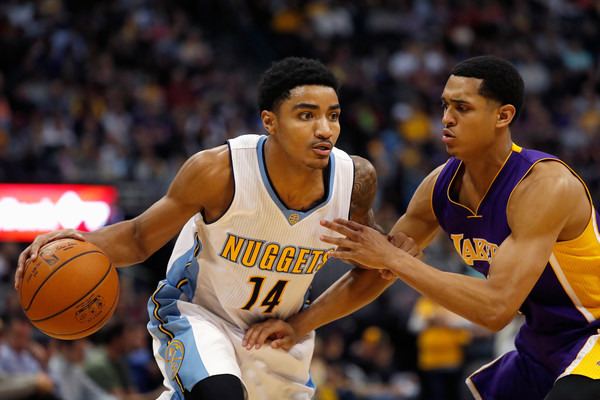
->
[[246, 56, 600, 399]]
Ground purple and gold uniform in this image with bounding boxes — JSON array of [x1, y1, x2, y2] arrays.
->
[[431, 143, 600, 400]]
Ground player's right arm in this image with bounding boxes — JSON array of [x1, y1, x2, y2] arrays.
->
[[15, 145, 233, 290]]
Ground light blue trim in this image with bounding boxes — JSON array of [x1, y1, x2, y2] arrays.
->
[[147, 283, 210, 395], [166, 231, 202, 301], [307, 370, 316, 393], [256, 136, 335, 226]]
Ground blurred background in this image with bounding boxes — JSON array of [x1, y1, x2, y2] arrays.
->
[[0, 1, 598, 399]]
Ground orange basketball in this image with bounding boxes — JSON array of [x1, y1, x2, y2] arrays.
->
[[19, 238, 120, 340]]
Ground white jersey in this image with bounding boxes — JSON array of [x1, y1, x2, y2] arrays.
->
[[165, 134, 354, 329], [148, 134, 355, 399]]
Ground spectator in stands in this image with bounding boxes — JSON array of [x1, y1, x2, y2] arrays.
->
[[0, 314, 58, 400]]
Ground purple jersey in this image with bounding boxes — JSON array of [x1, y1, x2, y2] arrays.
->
[[431, 143, 600, 399]]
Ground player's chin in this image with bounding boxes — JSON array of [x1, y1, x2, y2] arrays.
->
[[305, 158, 329, 170]]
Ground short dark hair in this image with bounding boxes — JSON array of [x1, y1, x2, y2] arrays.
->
[[258, 57, 339, 112], [450, 55, 525, 124]]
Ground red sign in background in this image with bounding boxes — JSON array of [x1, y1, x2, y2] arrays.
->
[[0, 184, 119, 242]]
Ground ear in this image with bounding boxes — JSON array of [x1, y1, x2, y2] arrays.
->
[[261, 110, 277, 135], [496, 104, 516, 128]]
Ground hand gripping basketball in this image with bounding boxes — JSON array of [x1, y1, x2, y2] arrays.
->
[[19, 238, 120, 340]]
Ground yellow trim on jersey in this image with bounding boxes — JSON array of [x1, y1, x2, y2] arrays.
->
[[445, 149, 513, 216], [511, 143, 523, 153], [559, 334, 600, 379], [550, 208, 600, 321], [430, 160, 448, 221]]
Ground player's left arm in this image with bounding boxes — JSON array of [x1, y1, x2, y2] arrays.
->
[[243, 156, 419, 349]]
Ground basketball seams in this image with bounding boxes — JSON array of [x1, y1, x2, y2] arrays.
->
[[22, 250, 110, 311], [37, 281, 120, 339], [19, 239, 120, 340], [29, 259, 115, 322]]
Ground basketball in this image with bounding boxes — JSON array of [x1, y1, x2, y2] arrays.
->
[[19, 238, 120, 340]]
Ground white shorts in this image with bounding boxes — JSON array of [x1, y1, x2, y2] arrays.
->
[[148, 295, 315, 400]]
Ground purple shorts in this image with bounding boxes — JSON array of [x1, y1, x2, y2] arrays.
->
[[466, 330, 600, 400], [466, 350, 555, 400]]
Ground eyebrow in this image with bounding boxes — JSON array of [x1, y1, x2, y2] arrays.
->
[[291, 103, 341, 111], [441, 96, 470, 105]]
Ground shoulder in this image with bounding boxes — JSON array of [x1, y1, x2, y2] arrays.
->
[[178, 144, 231, 183], [514, 159, 589, 208], [515, 160, 582, 199], [508, 160, 590, 239], [350, 155, 376, 181], [186, 144, 230, 168], [168, 144, 233, 209], [348, 155, 377, 225], [350, 155, 377, 199]]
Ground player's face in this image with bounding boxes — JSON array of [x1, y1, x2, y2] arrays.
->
[[440, 75, 501, 159], [266, 85, 341, 170]]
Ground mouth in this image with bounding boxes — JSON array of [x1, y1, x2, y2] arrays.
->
[[312, 142, 332, 156], [442, 128, 455, 143]]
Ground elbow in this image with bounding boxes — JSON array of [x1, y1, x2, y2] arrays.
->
[[476, 281, 522, 332], [137, 242, 153, 262], [129, 220, 153, 265], [480, 304, 517, 332], [132, 243, 152, 265], [111, 237, 151, 268], [484, 315, 512, 333], [113, 245, 149, 268]]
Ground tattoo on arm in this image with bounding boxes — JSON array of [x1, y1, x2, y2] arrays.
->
[[349, 156, 379, 230]]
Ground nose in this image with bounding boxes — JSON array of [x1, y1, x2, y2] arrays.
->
[[442, 108, 455, 127], [315, 116, 334, 139]]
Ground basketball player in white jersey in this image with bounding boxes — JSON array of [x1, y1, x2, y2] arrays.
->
[[15, 57, 420, 399]]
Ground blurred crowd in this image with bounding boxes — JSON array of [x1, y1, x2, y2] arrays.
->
[[0, 0, 599, 399]]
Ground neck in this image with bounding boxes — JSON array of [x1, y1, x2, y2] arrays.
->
[[460, 139, 513, 194], [263, 138, 328, 211]]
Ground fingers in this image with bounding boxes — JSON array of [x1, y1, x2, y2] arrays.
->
[[243, 319, 297, 350], [323, 247, 355, 261], [319, 219, 360, 239], [319, 235, 350, 248], [243, 318, 286, 350], [15, 245, 32, 290], [415, 249, 424, 261], [387, 231, 407, 247], [388, 233, 423, 260], [242, 325, 266, 350], [379, 269, 397, 280], [319, 218, 371, 249], [331, 218, 366, 231], [14, 230, 86, 290], [270, 337, 293, 350]]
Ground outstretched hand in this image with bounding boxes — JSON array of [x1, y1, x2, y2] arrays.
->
[[242, 318, 299, 351], [320, 218, 421, 274], [15, 229, 86, 290]]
